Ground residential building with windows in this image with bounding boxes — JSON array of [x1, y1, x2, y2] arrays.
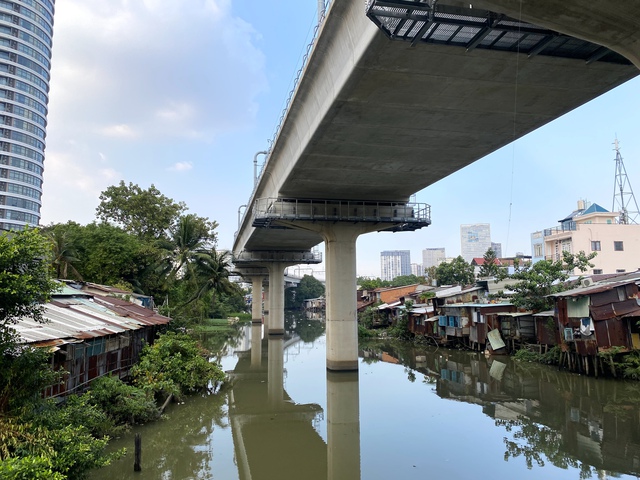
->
[[410, 263, 423, 277], [380, 250, 411, 281], [460, 223, 491, 262], [0, 0, 55, 231], [422, 247, 445, 269], [531, 200, 640, 274], [491, 242, 502, 258]]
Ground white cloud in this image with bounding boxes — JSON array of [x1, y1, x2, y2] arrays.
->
[[40, 150, 123, 225], [47, 0, 267, 141], [99, 124, 138, 139], [168, 161, 193, 172]]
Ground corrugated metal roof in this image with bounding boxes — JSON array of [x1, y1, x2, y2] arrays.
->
[[533, 310, 555, 317], [442, 302, 513, 309], [14, 291, 170, 345], [548, 273, 640, 298]]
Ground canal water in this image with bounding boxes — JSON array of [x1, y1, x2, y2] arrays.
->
[[91, 318, 640, 480]]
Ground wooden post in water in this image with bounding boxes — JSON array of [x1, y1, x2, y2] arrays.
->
[[134, 433, 142, 472]]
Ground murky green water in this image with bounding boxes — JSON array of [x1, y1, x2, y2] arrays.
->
[[91, 317, 640, 480]]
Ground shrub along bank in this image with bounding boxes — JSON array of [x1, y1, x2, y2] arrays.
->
[[0, 332, 225, 480]]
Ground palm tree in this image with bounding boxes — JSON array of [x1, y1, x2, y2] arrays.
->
[[184, 249, 235, 306], [157, 214, 215, 281], [48, 230, 82, 280]]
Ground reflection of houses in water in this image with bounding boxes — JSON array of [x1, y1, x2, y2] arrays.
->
[[360, 344, 640, 477]]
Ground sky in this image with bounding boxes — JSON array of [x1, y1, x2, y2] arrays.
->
[[39, 0, 640, 280]]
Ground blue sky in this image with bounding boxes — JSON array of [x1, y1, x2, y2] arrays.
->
[[39, 0, 640, 279]]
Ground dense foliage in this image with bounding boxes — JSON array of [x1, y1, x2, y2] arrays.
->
[[434, 255, 475, 286], [356, 274, 425, 291], [132, 332, 225, 400], [0, 229, 59, 329], [285, 275, 325, 309], [477, 248, 502, 278], [498, 250, 595, 312]]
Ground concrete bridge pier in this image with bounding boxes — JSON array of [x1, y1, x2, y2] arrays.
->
[[267, 336, 284, 408], [251, 323, 262, 369], [263, 281, 270, 333], [266, 262, 290, 336], [248, 274, 267, 323], [323, 224, 367, 371], [327, 371, 361, 479]]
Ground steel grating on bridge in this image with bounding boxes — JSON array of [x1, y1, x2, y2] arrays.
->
[[366, 0, 631, 65]]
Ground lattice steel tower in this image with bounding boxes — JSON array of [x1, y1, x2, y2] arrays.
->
[[611, 138, 639, 224]]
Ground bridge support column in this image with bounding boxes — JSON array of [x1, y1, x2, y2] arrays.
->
[[263, 281, 270, 332], [267, 336, 284, 408], [251, 323, 262, 369], [323, 224, 370, 371], [266, 262, 287, 335], [249, 275, 266, 323], [327, 371, 360, 480]]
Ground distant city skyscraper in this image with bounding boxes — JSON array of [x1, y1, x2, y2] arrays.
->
[[410, 263, 423, 277], [0, 0, 55, 231], [380, 250, 411, 281], [422, 247, 445, 269], [491, 242, 502, 258], [460, 223, 491, 262]]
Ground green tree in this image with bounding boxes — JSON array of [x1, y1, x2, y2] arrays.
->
[[96, 181, 187, 239], [187, 249, 235, 306], [390, 274, 424, 287], [500, 250, 596, 312], [435, 256, 475, 286], [424, 265, 437, 286], [0, 229, 59, 329], [131, 332, 225, 400], [0, 330, 61, 415], [287, 275, 325, 309], [357, 277, 390, 290], [478, 247, 501, 278], [78, 222, 149, 287], [46, 228, 82, 280], [158, 214, 219, 281]]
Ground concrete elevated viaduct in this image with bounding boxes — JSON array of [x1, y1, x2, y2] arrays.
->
[[233, 0, 640, 370]]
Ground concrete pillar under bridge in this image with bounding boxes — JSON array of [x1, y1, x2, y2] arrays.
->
[[278, 222, 395, 370], [234, 267, 268, 324], [266, 262, 288, 335], [232, 250, 322, 336], [249, 275, 266, 323], [262, 281, 270, 333], [252, 198, 431, 371]]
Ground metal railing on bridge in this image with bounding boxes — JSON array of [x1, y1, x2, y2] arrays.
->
[[252, 197, 431, 232], [233, 249, 323, 264]]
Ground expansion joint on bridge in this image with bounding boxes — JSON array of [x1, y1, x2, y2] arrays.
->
[[252, 197, 431, 233]]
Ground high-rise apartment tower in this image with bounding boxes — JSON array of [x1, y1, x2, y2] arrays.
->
[[380, 250, 411, 281], [460, 223, 491, 262], [0, 0, 55, 231]]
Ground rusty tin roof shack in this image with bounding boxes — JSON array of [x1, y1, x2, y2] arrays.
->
[[14, 284, 171, 398], [548, 272, 640, 353]]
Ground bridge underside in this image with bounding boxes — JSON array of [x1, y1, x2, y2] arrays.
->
[[236, 0, 638, 254]]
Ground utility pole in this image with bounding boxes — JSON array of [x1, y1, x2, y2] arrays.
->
[[611, 138, 639, 224]]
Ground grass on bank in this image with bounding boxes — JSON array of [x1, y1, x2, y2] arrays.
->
[[189, 314, 251, 333]]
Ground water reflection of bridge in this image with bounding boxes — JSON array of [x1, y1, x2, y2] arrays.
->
[[361, 343, 640, 477], [228, 324, 360, 480]]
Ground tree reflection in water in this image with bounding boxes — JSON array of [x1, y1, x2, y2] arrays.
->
[[500, 416, 596, 479], [359, 340, 640, 479]]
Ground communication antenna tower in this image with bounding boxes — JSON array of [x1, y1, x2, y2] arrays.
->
[[611, 138, 640, 224]]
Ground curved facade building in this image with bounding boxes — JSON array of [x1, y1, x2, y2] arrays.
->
[[0, 0, 54, 231]]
